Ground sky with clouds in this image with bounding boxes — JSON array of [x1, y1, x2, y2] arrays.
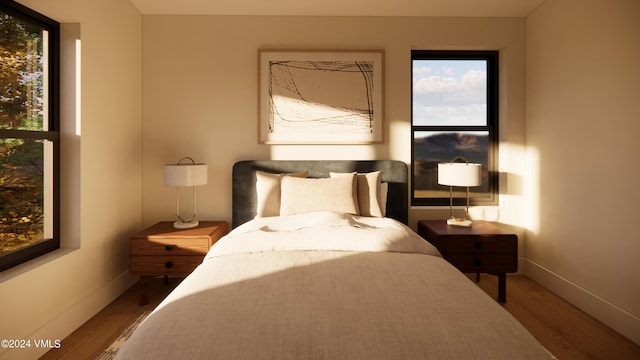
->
[[412, 60, 487, 126]]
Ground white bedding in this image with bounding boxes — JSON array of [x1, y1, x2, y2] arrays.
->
[[209, 211, 441, 257], [116, 212, 554, 359]]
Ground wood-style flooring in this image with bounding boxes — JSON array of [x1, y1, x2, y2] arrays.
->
[[39, 278, 180, 360], [40, 275, 640, 359], [470, 275, 640, 360]]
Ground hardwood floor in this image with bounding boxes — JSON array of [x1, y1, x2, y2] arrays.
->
[[40, 275, 640, 360], [39, 278, 181, 360], [469, 274, 640, 360]]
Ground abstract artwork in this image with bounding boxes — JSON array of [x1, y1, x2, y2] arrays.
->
[[259, 50, 384, 144]]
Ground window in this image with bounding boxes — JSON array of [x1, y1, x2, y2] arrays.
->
[[0, 1, 59, 271], [411, 50, 498, 206]]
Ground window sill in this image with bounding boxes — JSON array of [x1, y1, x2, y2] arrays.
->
[[0, 248, 77, 284]]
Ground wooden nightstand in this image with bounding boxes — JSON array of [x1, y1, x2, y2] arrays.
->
[[129, 221, 228, 305], [417, 220, 517, 302]]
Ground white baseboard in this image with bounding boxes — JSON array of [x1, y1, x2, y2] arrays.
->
[[2, 272, 137, 360], [525, 259, 640, 345]]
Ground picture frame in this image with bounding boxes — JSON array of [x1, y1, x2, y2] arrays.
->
[[258, 49, 384, 144]]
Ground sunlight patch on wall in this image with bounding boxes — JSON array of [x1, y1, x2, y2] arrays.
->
[[60, 23, 81, 249], [389, 119, 409, 161], [524, 146, 540, 234]]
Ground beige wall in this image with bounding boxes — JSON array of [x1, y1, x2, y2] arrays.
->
[[141, 15, 527, 236], [526, 0, 640, 343], [3, 0, 636, 357], [0, 1, 142, 359]]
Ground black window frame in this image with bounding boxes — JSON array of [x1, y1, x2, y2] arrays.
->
[[411, 50, 499, 207], [0, 0, 60, 271]]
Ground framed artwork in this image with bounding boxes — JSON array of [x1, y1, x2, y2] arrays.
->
[[258, 49, 384, 144]]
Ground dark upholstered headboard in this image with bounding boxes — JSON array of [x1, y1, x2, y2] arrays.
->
[[232, 160, 408, 228]]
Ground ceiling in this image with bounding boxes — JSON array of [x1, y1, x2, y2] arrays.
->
[[128, 0, 545, 17]]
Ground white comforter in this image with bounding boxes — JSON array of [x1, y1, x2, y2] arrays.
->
[[116, 212, 554, 360], [209, 211, 441, 257]]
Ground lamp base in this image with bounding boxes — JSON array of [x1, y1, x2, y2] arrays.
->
[[447, 218, 473, 227], [173, 219, 199, 229]]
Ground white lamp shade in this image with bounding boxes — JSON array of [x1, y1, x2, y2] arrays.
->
[[438, 162, 482, 187], [164, 164, 208, 187]]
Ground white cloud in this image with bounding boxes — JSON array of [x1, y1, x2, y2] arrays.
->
[[412, 65, 433, 75], [460, 70, 486, 92], [413, 104, 487, 126], [413, 75, 457, 94], [412, 68, 487, 126], [413, 70, 486, 106]]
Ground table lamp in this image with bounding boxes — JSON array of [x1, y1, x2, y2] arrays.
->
[[437, 156, 482, 227], [164, 157, 208, 229]]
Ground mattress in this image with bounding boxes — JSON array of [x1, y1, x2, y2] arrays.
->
[[116, 212, 554, 359]]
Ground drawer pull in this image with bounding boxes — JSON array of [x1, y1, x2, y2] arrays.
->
[[164, 244, 176, 251], [474, 259, 483, 267], [474, 242, 483, 250], [165, 261, 173, 269]]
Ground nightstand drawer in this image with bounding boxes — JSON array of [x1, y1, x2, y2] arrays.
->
[[130, 237, 210, 256], [130, 255, 203, 275], [129, 221, 228, 305], [445, 254, 517, 273], [417, 220, 518, 303], [437, 236, 517, 254]]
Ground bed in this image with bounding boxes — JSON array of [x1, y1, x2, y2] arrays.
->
[[116, 160, 554, 359]]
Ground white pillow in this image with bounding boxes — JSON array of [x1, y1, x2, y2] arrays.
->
[[330, 171, 384, 217], [280, 174, 359, 216], [255, 170, 307, 218]]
